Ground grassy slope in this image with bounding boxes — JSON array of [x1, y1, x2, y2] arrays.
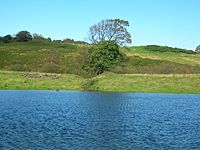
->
[[0, 42, 200, 93], [126, 46, 200, 66], [1, 42, 200, 75], [111, 46, 200, 74], [0, 41, 90, 76]]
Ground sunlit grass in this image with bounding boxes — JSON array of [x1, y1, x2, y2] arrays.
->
[[1, 71, 199, 94]]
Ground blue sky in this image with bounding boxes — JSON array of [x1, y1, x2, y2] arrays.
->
[[0, 0, 200, 49]]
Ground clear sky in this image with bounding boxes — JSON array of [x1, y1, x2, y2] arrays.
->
[[0, 0, 200, 49]]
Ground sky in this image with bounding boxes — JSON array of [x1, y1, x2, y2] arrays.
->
[[0, 0, 200, 50]]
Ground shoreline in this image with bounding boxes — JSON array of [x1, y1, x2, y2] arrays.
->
[[0, 89, 200, 95], [0, 71, 200, 94]]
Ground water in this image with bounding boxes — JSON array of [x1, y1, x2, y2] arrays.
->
[[0, 90, 200, 150]]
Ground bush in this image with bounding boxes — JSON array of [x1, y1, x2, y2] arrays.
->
[[3, 35, 13, 43], [81, 79, 99, 91], [145, 45, 196, 54]]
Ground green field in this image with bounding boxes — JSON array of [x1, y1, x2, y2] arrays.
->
[[0, 71, 200, 94], [0, 71, 84, 91], [0, 41, 200, 93]]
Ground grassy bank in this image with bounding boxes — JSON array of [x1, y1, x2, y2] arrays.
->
[[0, 71, 84, 90], [1, 71, 200, 94], [91, 72, 200, 94]]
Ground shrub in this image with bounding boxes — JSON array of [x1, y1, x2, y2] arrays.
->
[[145, 45, 196, 54], [81, 79, 99, 91], [3, 35, 13, 43]]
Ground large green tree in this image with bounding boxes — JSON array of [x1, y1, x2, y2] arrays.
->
[[84, 41, 123, 75], [89, 19, 132, 46], [16, 31, 32, 42]]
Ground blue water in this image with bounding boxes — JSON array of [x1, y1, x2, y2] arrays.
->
[[0, 90, 200, 150]]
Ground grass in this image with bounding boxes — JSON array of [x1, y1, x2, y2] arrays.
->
[[0, 41, 200, 93], [93, 72, 200, 94], [0, 71, 84, 90], [1, 42, 200, 76], [0, 41, 90, 77], [125, 46, 200, 66], [0, 71, 200, 94]]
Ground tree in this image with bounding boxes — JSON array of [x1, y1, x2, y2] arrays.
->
[[47, 37, 52, 42], [32, 33, 45, 41], [0, 37, 3, 43], [195, 45, 200, 53], [83, 41, 123, 75], [89, 19, 132, 45], [16, 31, 32, 42], [3, 35, 13, 43]]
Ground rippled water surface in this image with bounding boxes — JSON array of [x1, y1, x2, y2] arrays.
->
[[0, 90, 200, 149]]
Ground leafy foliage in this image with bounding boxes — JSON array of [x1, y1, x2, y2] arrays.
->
[[89, 19, 132, 45], [0, 37, 4, 43], [2, 35, 13, 43], [81, 79, 99, 91], [83, 41, 123, 75], [63, 38, 88, 45], [16, 31, 32, 42], [195, 45, 200, 53]]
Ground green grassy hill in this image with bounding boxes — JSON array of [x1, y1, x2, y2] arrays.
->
[[0, 41, 200, 76], [1, 41, 200, 93], [0, 41, 90, 77]]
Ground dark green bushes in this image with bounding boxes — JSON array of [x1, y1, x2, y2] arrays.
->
[[195, 45, 200, 53], [145, 45, 196, 54]]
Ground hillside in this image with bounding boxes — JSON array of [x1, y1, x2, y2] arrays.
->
[[0, 41, 200, 76]]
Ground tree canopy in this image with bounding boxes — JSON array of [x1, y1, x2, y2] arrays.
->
[[89, 19, 132, 45], [3, 35, 13, 43], [195, 45, 200, 53], [16, 31, 32, 42], [83, 41, 123, 75]]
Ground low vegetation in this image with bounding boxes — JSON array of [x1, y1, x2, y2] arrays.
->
[[0, 71, 199, 94], [0, 71, 84, 90]]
